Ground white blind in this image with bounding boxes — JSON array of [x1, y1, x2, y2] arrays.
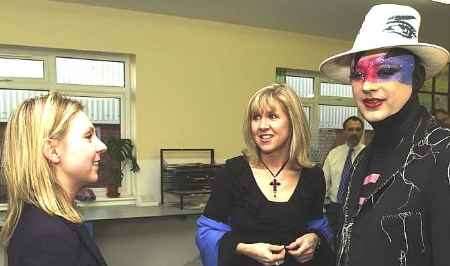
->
[[69, 96, 121, 124], [286, 76, 314, 98], [320, 82, 352, 97], [0, 89, 48, 122], [319, 105, 358, 129]]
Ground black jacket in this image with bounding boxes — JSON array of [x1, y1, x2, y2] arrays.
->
[[8, 203, 107, 266], [338, 109, 450, 266]]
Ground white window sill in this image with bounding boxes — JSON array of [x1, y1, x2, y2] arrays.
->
[[81, 204, 203, 222], [0, 196, 137, 212], [76, 196, 136, 207], [0, 202, 203, 225]]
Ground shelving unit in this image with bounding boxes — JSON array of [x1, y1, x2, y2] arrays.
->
[[160, 149, 220, 209]]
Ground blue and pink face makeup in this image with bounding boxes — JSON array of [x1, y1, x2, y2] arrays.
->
[[350, 52, 415, 85]]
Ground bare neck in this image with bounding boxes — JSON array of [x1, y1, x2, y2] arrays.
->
[[55, 171, 80, 202], [259, 150, 291, 171]]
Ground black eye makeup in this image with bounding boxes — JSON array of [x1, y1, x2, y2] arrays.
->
[[350, 71, 366, 81], [377, 65, 401, 78]]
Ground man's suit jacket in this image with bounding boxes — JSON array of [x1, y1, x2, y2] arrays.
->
[[8, 203, 107, 266], [337, 108, 450, 266]]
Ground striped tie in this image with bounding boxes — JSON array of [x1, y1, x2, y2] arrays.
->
[[337, 147, 354, 203]]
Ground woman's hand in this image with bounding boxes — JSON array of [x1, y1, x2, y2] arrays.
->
[[236, 243, 285, 266], [285, 233, 320, 263]]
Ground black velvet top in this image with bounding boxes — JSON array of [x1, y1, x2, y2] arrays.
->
[[359, 96, 421, 201], [203, 156, 332, 266]]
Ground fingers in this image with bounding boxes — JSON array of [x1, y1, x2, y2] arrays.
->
[[285, 241, 298, 250], [287, 246, 314, 263], [287, 245, 314, 257], [262, 259, 285, 266], [271, 259, 285, 266], [265, 245, 285, 266], [269, 245, 286, 261], [295, 241, 311, 256], [297, 251, 314, 263], [286, 234, 318, 263], [268, 244, 285, 253], [285, 236, 305, 255]]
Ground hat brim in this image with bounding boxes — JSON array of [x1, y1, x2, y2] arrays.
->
[[319, 43, 450, 84]]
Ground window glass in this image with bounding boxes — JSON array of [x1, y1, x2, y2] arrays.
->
[[56, 57, 125, 87], [0, 89, 48, 122], [435, 65, 448, 94], [434, 94, 448, 111], [303, 106, 310, 125], [0, 58, 44, 79], [319, 105, 358, 129], [286, 76, 314, 98], [421, 79, 432, 92], [320, 82, 353, 97], [419, 93, 432, 111]]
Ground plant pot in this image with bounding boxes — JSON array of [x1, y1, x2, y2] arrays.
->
[[106, 184, 120, 198]]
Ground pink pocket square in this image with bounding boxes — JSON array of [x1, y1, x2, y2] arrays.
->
[[363, 173, 380, 185], [359, 197, 368, 205]]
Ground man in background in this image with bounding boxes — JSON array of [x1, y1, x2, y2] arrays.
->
[[322, 116, 365, 243]]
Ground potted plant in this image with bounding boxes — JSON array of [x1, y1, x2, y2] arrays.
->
[[104, 138, 140, 198]]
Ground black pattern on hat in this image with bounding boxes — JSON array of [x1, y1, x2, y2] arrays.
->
[[384, 15, 417, 39]]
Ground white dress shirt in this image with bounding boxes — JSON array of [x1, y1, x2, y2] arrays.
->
[[323, 143, 365, 204]]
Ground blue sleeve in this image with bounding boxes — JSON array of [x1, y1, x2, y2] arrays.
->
[[195, 215, 232, 266], [306, 216, 334, 242], [306, 167, 334, 243]]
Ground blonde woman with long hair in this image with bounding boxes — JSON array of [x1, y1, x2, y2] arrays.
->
[[196, 84, 334, 266], [1, 92, 108, 266]]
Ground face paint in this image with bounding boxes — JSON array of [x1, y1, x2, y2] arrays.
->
[[350, 50, 414, 122], [350, 53, 414, 85]]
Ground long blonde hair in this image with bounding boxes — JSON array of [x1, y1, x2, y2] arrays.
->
[[243, 83, 313, 168], [1, 92, 84, 244]]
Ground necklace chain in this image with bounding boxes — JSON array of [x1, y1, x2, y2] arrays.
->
[[260, 159, 289, 198]]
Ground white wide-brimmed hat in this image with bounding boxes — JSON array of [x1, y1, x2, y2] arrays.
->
[[319, 4, 450, 84]]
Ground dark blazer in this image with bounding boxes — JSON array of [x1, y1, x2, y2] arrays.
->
[[337, 108, 450, 266], [8, 203, 107, 266]]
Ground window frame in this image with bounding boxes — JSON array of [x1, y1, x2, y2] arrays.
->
[[277, 68, 368, 163], [277, 68, 361, 123], [0, 45, 136, 207], [419, 63, 449, 112]]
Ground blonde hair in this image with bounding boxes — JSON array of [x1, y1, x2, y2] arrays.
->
[[1, 92, 84, 243], [243, 83, 313, 168]]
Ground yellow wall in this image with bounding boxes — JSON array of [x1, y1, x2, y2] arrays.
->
[[0, 0, 351, 160]]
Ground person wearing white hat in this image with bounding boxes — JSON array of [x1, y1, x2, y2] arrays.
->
[[320, 4, 450, 266]]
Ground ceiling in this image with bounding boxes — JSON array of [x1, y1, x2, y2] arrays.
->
[[53, 0, 450, 50]]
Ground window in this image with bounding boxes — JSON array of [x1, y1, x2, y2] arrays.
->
[[419, 64, 449, 112], [0, 46, 133, 204], [56, 57, 125, 87], [0, 58, 44, 79], [277, 68, 372, 164]]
